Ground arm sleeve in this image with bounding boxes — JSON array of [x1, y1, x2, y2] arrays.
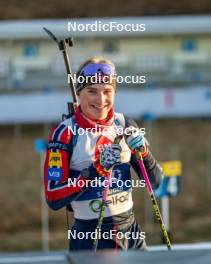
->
[[43, 123, 90, 211], [125, 116, 163, 189]]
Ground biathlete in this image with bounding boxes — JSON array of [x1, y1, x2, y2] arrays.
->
[[44, 57, 163, 250]]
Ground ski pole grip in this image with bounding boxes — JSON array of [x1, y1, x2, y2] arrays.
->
[[123, 129, 146, 158], [113, 135, 123, 144]]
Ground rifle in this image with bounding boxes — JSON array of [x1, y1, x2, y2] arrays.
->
[[43, 27, 78, 231], [43, 27, 78, 118]]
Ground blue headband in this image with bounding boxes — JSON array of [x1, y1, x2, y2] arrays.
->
[[76, 63, 116, 91]]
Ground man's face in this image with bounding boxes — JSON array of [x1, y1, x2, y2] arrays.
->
[[77, 84, 115, 120]]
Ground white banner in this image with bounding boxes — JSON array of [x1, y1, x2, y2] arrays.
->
[[0, 86, 211, 124]]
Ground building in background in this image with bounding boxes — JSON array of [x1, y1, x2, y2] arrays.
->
[[1, 16, 211, 92]]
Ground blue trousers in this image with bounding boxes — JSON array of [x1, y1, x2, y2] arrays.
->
[[69, 210, 147, 251]]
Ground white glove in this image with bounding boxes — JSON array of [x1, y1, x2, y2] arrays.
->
[[125, 126, 146, 151]]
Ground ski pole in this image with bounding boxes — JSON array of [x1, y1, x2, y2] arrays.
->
[[93, 135, 122, 251], [135, 148, 172, 250]]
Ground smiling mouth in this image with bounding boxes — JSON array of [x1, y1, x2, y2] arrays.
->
[[91, 105, 107, 110]]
